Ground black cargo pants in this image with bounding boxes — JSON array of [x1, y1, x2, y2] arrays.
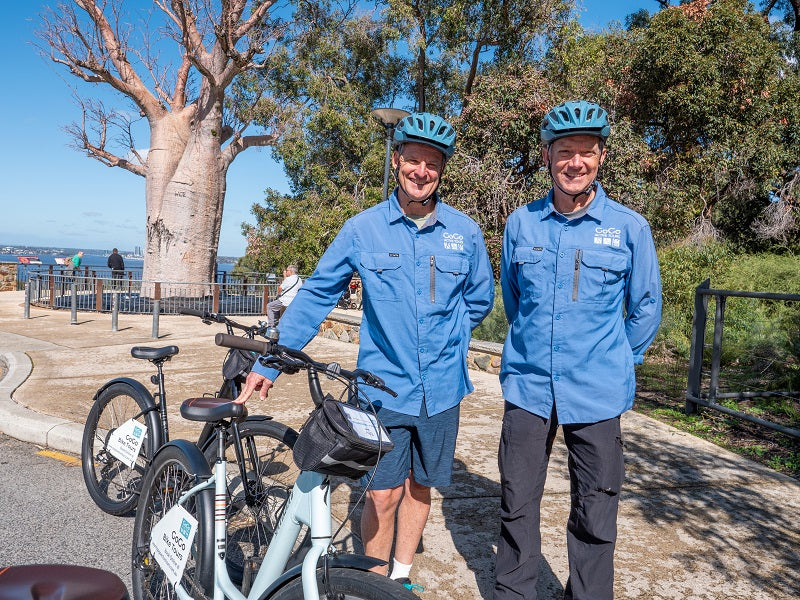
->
[[494, 402, 625, 600]]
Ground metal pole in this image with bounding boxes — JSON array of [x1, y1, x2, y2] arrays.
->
[[111, 292, 119, 332], [152, 299, 160, 339], [24, 282, 30, 319], [382, 133, 392, 202], [70, 280, 78, 325]]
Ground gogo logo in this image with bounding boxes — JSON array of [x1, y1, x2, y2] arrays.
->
[[443, 231, 464, 251], [594, 226, 621, 248]]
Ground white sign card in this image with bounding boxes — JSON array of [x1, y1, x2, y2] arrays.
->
[[106, 418, 147, 468], [149, 504, 199, 585]]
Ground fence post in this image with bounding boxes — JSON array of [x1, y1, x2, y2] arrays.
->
[[95, 278, 103, 311], [262, 285, 269, 315], [152, 282, 161, 339], [708, 295, 727, 405], [111, 291, 119, 332], [212, 283, 220, 313], [24, 281, 30, 319], [48, 269, 55, 308], [685, 279, 710, 415], [70, 279, 78, 325]]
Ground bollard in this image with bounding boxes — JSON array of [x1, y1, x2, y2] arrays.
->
[[70, 280, 78, 325], [24, 282, 30, 319], [151, 299, 160, 338], [111, 292, 119, 332]]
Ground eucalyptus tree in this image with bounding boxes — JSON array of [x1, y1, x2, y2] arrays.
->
[[37, 0, 288, 288], [628, 0, 800, 248], [241, 0, 575, 273]]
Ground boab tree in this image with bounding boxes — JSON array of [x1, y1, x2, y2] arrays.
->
[[37, 0, 283, 290]]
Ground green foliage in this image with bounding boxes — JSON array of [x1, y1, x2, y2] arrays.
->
[[472, 284, 508, 343], [626, 0, 800, 247]]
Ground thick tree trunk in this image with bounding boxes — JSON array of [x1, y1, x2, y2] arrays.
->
[[142, 98, 226, 295]]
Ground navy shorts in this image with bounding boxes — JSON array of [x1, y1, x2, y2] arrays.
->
[[360, 401, 460, 490]]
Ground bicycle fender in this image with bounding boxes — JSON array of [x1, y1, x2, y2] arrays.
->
[[92, 377, 163, 450], [153, 439, 213, 477], [256, 554, 388, 600], [92, 377, 153, 404]]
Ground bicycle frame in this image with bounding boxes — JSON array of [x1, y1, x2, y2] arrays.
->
[[170, 433, 354, 600]]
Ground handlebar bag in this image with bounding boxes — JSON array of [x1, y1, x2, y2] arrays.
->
[[293, 396, 394, 479], [222, 348, 257, 382]]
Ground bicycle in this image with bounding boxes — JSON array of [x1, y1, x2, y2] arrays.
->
[[81, 309, 300, 586], [131, 329, 418, 599]]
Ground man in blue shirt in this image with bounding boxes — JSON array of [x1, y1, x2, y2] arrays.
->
[[494, 101, 662, 600], [237, 112, 494, 588]]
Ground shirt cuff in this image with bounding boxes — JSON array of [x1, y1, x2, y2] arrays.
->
[[251, 359, 280, 382]]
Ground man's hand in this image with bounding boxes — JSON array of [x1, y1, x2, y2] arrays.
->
[[235, 371, 274, 404]]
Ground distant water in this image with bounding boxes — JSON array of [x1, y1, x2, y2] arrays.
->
[[0, 253, 235, 273]]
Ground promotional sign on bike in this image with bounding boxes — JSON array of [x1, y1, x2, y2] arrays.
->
[[105, 418, 147, 468], [149, 505, 198, 585]]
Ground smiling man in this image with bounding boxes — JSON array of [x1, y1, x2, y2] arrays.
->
[[494, 101, 662, 600], [237, 111, 494, 591]]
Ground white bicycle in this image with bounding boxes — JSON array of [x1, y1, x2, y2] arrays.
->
[[131, 329, 418, 600]]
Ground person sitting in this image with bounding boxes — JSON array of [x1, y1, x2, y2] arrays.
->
[[266, 265, 302, 326]]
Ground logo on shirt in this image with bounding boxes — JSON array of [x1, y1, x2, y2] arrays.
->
[[594, 226, 621, 248], [443, 232, 464, 251]]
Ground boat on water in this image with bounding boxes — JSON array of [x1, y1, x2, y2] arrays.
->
[[17, 256, 42, 265]]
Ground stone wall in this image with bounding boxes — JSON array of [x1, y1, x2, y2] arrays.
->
[[0, 262, 17, 293], [318, 311, 502, 375]]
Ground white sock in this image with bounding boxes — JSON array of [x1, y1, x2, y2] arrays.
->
[[389, 559, 412, 580]]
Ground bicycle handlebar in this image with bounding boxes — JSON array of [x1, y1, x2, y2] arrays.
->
[[180, 308, 265, 335], [214, 333, 397, 402]]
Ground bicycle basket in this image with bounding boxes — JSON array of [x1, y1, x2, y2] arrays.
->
[[293, 396, 394, 479], [222, 348, 257, 382]]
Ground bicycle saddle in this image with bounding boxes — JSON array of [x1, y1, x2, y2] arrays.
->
[[130, 346, 179, 360], [180, 397, 248, 422], [0, 564, 129, 600]]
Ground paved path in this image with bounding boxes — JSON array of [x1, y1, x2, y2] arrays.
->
[[1, 290, 799, 599]]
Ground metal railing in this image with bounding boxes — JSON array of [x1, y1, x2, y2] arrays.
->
[[685, 279, 800, 438], [28, 273, 281, 316]]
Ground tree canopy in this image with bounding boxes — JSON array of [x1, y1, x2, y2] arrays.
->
[[243, 0, 800, 275]]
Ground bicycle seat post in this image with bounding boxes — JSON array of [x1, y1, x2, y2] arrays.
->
[[153, 359, 170, 442]]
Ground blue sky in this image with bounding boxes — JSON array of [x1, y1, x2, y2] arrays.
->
[[0, 1, 656, 257]]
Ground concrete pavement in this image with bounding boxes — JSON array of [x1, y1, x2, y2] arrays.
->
[[1, 290, 799, 599]]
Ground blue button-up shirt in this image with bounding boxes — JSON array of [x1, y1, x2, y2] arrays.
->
[[252, 190, 495, 416], [500, 185, 662, 424]]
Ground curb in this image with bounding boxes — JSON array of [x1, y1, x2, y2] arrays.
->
[[0, 351, 83, 455]]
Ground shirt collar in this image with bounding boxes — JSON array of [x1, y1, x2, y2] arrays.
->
[[541, 183, 608, 223], [389, 189, 441, 228]]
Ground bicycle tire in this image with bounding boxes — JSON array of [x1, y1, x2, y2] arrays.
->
[[200, 419, 304, 588], [131, 442, 214, 600], [267, 567, 419, 599], [81, 381, 159, 516]]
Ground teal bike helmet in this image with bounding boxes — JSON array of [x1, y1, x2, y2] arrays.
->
[[540, 100, 610, 144], [393, 112, 457, 158]]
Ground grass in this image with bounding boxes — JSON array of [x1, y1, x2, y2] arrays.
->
[[635, 361, 800, 479]]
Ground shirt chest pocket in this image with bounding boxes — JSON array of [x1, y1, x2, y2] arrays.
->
[[512, 247, 545, 299], [431, 254, 469, 305], [360, 252, 403, 301], [576, 250, 628, 304]]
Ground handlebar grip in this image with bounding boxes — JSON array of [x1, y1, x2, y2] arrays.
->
[[180, 308, 207, 317], [215, 333, 270, 355]]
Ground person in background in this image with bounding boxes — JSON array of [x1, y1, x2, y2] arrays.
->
[[107, 248, 125, 288], [265, 265, 303, 326], [70, 250, 84, 276], [236, 112, 494, 591], [494, 100, 662, 600]]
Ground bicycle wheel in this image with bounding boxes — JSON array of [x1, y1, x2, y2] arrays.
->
[[201, 419, 303, 588], [268, 567, 419, 599], [81, 381, 159, 516], [131, 442, 214, 600]]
